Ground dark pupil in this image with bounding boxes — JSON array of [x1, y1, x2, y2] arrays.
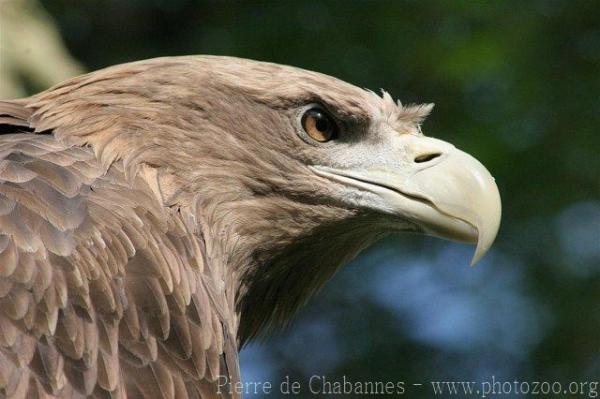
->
[[314, 113, 330, 132]]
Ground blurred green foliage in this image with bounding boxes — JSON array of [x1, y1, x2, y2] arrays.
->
[[18, 0, 600, 396]]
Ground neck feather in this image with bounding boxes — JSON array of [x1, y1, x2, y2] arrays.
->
[[193, 193, 387, 344]]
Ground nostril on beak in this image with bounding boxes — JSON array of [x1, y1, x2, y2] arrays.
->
[[414, 152, 442, 163]]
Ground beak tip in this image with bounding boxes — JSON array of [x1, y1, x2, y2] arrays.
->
[[470, 169, 502, 267], [469, 210, 501, 267], [470, 242, 492, 266], [469, 238, 493, 266], [469, 249, 484, 266]]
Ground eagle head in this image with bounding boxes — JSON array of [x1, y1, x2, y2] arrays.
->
[[29, 56, 501, 344]]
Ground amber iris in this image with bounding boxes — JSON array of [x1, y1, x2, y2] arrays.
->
[[301, 108, 337, 142]]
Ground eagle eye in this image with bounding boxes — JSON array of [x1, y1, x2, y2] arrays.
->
[[301, 107, 338, 143]]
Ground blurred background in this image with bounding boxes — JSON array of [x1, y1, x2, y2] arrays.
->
[[1, 0, 598, 397]]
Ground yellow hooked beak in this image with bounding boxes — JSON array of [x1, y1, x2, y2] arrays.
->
[[312, 137, 501, 265]]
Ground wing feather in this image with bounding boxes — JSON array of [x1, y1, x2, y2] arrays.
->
[[0, 100, 240, 398]]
